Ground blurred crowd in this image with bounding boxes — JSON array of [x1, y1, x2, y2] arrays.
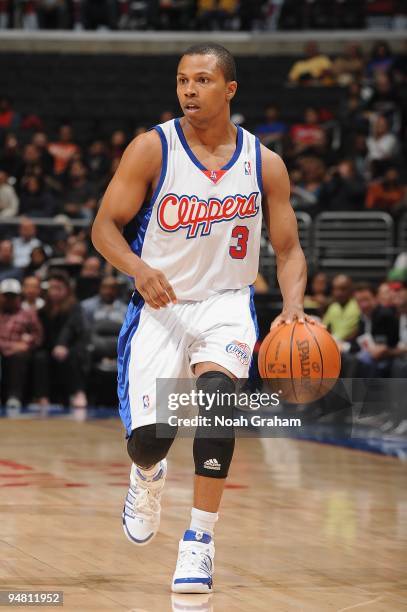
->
[[0, 39, 406, 417], [0, 1, 406, 32], [257, 41, 407, 217]]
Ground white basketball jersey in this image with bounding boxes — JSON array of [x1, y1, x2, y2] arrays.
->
[[124, 118, 263, 301]]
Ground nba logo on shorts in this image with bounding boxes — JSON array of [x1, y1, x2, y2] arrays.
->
[[244, 161, 251, 175], [142, 395, 150, 410]]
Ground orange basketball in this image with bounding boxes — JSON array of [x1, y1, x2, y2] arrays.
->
[[258, 321, 341, 404]]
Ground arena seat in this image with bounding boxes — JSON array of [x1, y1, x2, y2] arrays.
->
[[314, 211, 395, 282]]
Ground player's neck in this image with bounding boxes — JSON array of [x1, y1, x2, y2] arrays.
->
[[181, 115, 236, 150]]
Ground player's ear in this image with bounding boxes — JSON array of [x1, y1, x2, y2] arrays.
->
[[226, 81, 238, 102]]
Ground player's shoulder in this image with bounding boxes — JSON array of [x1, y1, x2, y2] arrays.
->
[[259, 146, 288, 187], [118, 128, 163, 178]]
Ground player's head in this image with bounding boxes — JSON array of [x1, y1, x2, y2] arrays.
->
[[177, 44, 237, 124]]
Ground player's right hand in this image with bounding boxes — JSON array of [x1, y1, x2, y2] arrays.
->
[[135, 262, 177, 309]]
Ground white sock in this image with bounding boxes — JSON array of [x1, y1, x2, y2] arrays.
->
[[135, 462, 160, 479], [190, 507, 218, 537]]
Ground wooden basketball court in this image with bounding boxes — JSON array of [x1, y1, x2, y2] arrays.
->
[[0, 417, 406, 611]]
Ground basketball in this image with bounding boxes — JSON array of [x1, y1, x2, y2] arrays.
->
[[258, 322, 341, 403]]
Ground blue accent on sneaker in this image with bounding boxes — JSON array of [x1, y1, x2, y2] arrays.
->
[[122, 514, 154, 544], [174, 577, 212, 586], [152, 468, 163, 481], [182, 530, 212, 544]]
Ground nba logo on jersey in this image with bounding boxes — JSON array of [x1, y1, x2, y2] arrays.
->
[[142, 395, 150, 410], [210, 170, 218, 181], [244, 161, 251, 175]]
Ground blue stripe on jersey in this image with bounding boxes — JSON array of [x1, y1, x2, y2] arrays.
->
[[175, 118, 243, 172], [123, 125, 168, 256], [249, 285, 259, 381], [255, 137, 264, 194], [117, 292, 145, 437]]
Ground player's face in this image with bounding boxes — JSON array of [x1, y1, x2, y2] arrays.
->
[[176, 54, 237, 124]]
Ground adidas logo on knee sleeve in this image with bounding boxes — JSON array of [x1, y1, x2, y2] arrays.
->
[[203, 458, 221, 471]]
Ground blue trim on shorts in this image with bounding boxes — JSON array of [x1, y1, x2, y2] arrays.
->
[[117, 292, 145, 437], [255, 137, 263, 194], [123, 125, 168, 257], [249, 285, 259, 380]]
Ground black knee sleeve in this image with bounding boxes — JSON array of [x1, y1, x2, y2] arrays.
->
[[127, 423, 176, 468], [193, 371, 236, 479]]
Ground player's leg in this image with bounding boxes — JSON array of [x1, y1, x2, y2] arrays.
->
[[172, 364, 236, 593], [118, 294, 183, 546], [172, 287, 257, 593]]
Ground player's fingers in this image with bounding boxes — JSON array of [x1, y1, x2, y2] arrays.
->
[[150, 285, 169, 308], [161, 278, 177, 304], [142, 287, 162, 309], [270, 317, 284, 329]]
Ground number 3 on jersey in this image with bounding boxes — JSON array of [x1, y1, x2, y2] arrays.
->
[[229, 226, 249, 259]]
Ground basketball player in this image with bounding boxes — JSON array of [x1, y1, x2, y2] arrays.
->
[[92, 44, 310, 593]]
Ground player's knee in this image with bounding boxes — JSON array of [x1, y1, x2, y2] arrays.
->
[[194, 371, 236, 478], [127, 423, 176, 468]]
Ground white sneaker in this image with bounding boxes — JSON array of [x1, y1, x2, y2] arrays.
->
[[122, 460, 167, 546], [6, 397, 22, 418], [172, 530, 215, 593]]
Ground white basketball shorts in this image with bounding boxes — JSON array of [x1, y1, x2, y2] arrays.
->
[[117, 286, 258, 436]]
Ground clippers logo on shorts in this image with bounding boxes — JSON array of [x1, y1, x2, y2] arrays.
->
[[157, 192, 259, 238], [226, 340, 251, 365]]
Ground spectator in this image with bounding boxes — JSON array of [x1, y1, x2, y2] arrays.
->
[[0, 240, 21, 282], [352, 282, 399, 376], [365, 167, 407, 213], [24, 245, 49, 280], [31, 131, 54, 177], [255, 106, 287, 151], [0, 96, 20, 130], [81, 275, 126, 325], [48, 124, 79, 175], [20, 144, 43, 181], [37, 0, 68, 29], [320, 160, 365, 211], [197, 0, 238, 30], [62, 160, 97, 219], [81, 256, 102, 278], [333, 42, 365, 86], [0, 133, 22, 179], [21, 275, 45, 311], [366, 41, 394, 79], [34, 270, 88, 417], [323, 274, 360, 341], [110, 129, 127, 159], [19, 175, 57, 217], [288, 41, 333, 85], [86, 140, 110, 190], [366, 115, 399, 177], [12, 217, 42, 268], [304, 271, 331, 315], [0, 169, 19, 217], [289, 107, 326, 156], [82, 276, 126, 379], [291, 156, 326, 213], [0, 278, 43, 415], [366, 72, 401, 128], [376, 281, 395, 309]]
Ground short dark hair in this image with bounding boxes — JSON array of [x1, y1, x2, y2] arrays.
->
[[354, 282, 376, 296], [180, 43, 237, 82]]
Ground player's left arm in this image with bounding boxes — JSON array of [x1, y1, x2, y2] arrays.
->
[[261, 146, 313, 328]]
